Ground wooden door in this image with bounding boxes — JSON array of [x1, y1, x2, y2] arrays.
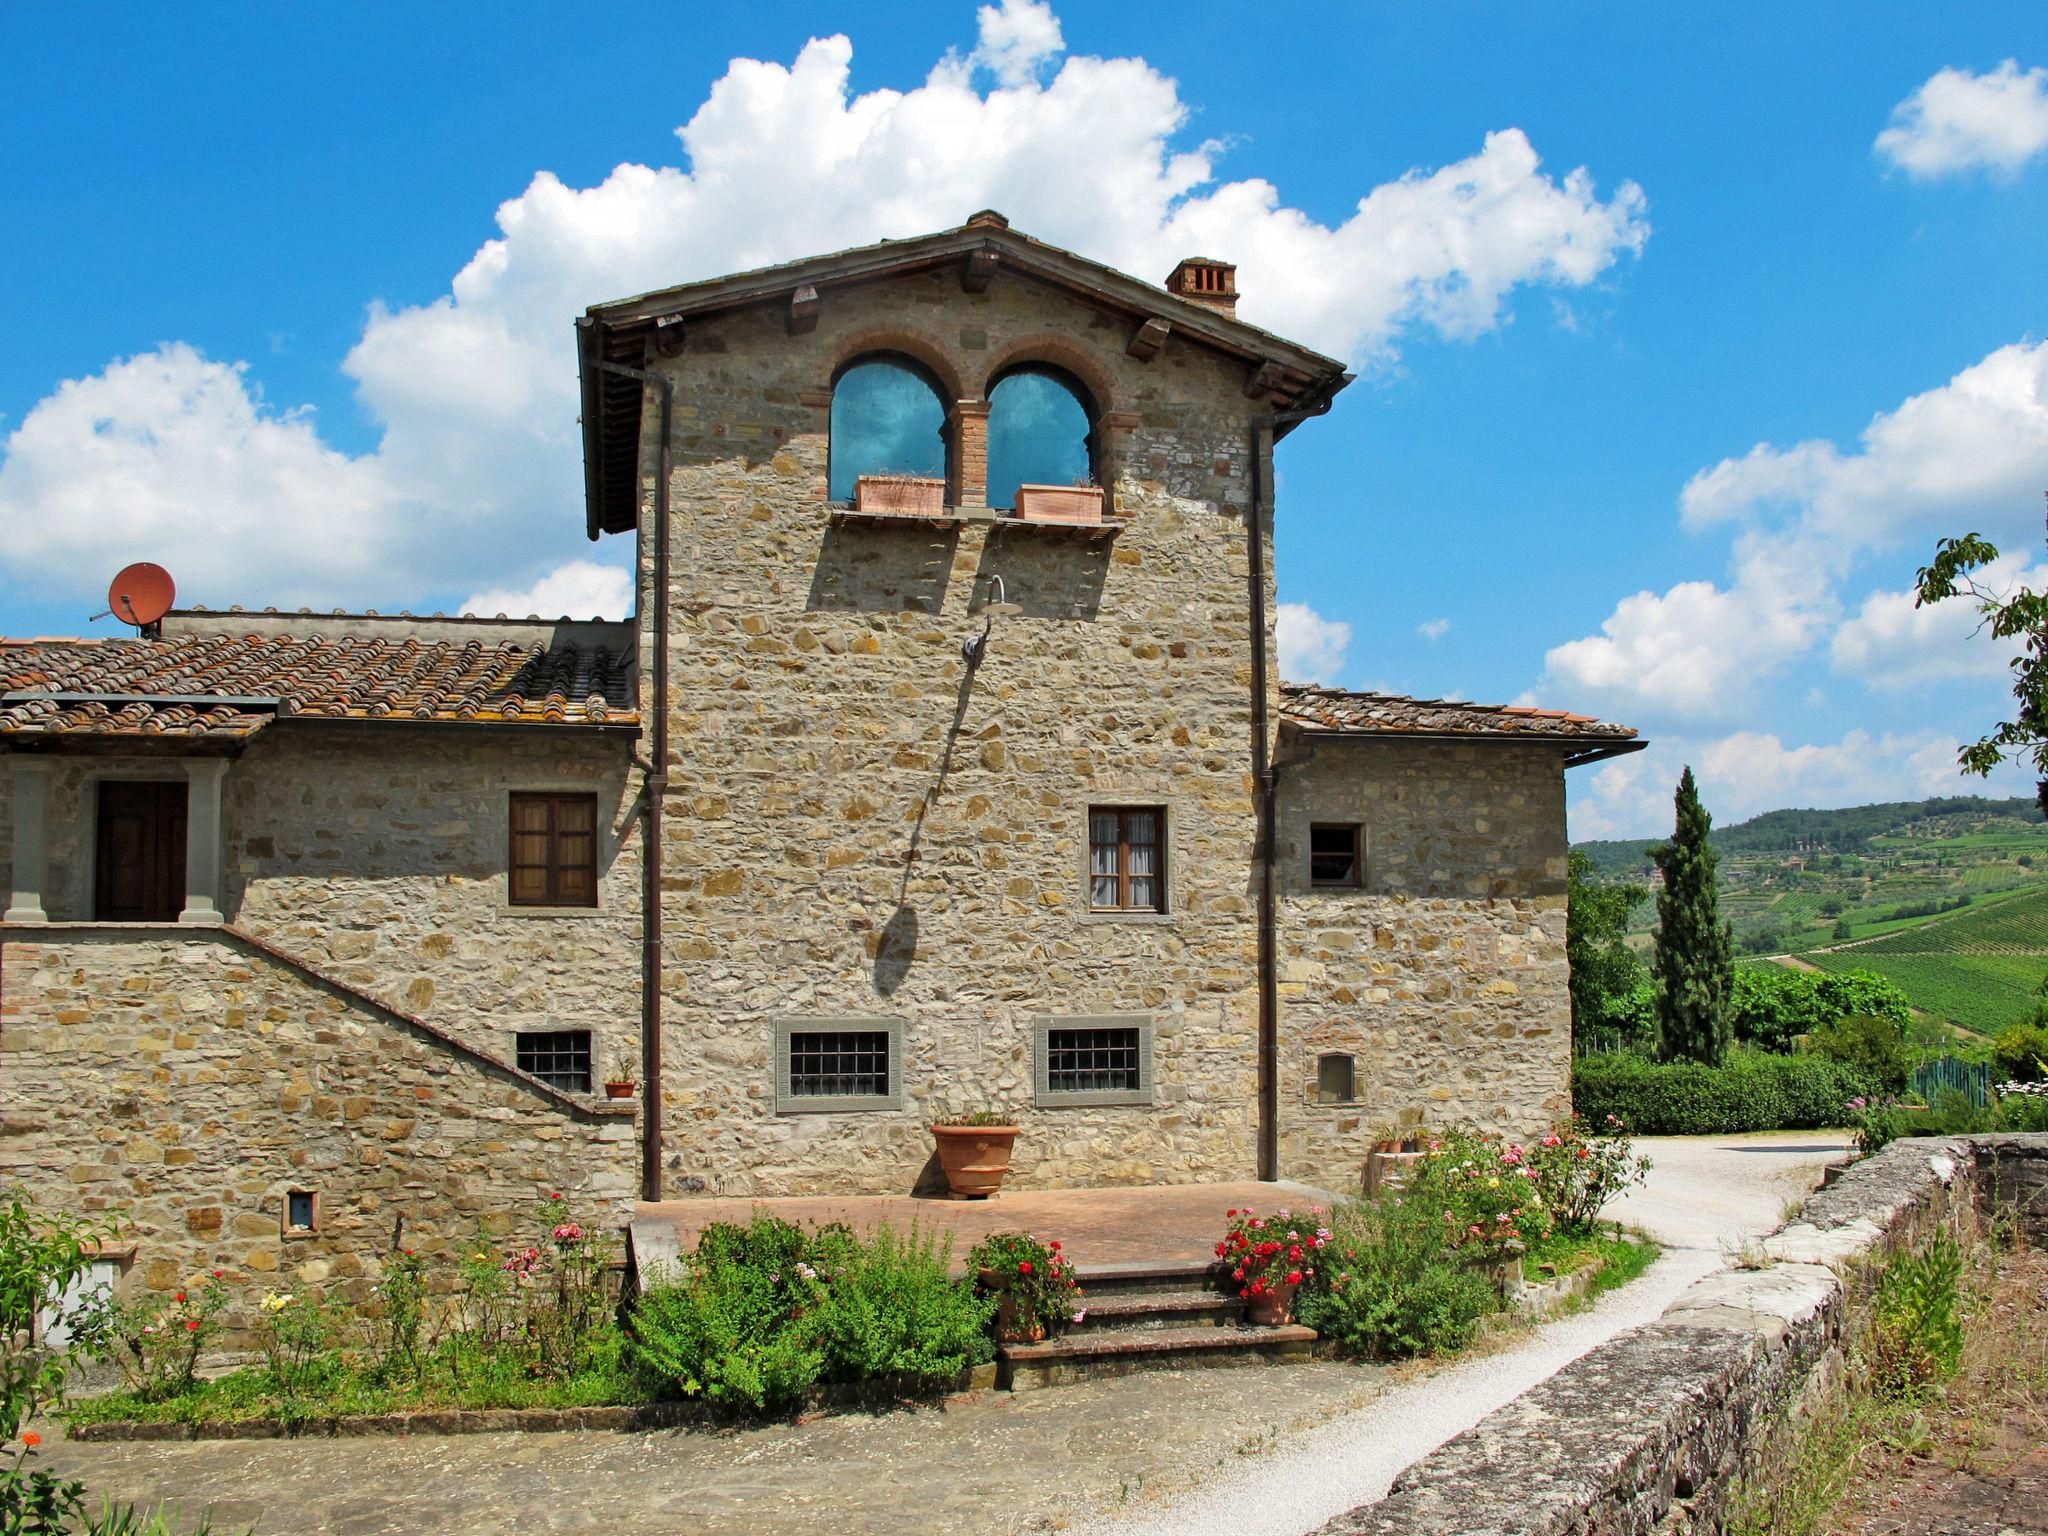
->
[[94, 780, 187, 922]]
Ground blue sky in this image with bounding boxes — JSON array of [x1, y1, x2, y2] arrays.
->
[[4, 2, 2047, 836]]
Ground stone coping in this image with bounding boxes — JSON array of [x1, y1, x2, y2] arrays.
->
[[1316, 1134, 2048, 1536]]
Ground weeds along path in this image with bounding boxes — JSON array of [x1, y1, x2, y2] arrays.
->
[[1075, 1133, 1851, 1536]]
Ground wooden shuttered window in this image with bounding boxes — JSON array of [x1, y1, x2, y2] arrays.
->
[[508, 792, 599, 908], [1087, 807, 1165, 912]]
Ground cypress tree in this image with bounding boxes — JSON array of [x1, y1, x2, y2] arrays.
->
[[1651, 766, 1734, 1065]]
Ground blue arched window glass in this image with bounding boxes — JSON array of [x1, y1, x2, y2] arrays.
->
[[985, 369, 1093, 512], [829, 357, 948, 502]]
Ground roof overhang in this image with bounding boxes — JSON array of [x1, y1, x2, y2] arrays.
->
[[1284, 726, 1648, 771], [577, 219, 1352, 539]]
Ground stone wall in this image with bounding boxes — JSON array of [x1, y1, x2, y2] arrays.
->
[[0, 927, 637, 1338], [10, 726, 641, 1073], [1273, 733, 1572, 1193], [1319, 1134, 2048, 1536], [634, 265, 1279, 1195]]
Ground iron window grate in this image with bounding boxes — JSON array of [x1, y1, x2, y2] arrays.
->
[[1045, 1027, 1142, 1094], [517, 1030, 592, 1093], [788, 1030, 891, 1099]]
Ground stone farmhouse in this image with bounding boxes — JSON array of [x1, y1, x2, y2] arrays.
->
[[0, 214, 1640, 1302]]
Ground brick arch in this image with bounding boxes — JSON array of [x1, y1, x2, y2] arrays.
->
[[979, 334, 1120, 419], [825, 329, 968, 407]]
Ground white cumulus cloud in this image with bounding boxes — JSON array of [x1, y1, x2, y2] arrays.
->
[[1875, 60, 2048, 179], [1568, 728, 2022, 841], [462, 560, 634, 621], [0, 5, 1648, 620], [1831, 555, 2048, 687], [1538, 338, 2048, 724], [1416, 617, 1451, 642], [1277, 602, 1352, 685]]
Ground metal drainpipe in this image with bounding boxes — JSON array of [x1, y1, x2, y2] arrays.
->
[[1248, 383, 1341, 1183], [592, 356, 672, 1203]]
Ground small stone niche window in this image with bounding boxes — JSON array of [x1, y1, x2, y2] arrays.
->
[[1316, 1053, 1357, 1105], [508, 792, 599, 908], [773, 1018, 903, 1113], [284, 1189, 319, 1236], [1088, 807, 1166, 913], [1309, 823, 1363, 889], [517, 1029, 593, 1093], [1035, 1016, 1154, 1107]]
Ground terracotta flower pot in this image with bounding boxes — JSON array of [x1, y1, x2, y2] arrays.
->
[[854, 474, 947, 515], [1244, 1276, 1299, 1326], [978, 1269, 1047, 1343], [932, 1124, 1020, 1199], [604, 1081, 636, 1100], [1013, 484, 1103, 524]]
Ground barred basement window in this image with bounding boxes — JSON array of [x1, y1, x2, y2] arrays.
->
[[1088, 806, 1166, 912], [1034, 1016, 1154, 1107], [1316, 1053, 1356, 1104], [773, 1018, 903, 1113], [1309, 823, 1363, 889], [517, 1030, 593, 1093], [508, 792, 599, 908]]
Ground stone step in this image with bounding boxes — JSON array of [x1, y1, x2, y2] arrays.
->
[[999, 1322, 1316, 1391], [1070, 1259, 1227, 1297], [1074, 1289, 1244, 1330]]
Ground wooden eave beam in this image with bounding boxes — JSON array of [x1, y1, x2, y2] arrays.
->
[[962, 249, 1000, 293], [1244, 361, 1287, 401], [788, 285, 819, 334], [1127, 317, 1170, 363]]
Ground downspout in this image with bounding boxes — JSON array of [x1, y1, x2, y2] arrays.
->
[[591, 354, 672, 1203], [1248, 380, 1343, 1183]]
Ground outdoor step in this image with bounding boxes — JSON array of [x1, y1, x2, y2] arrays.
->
[[1070, 1259, 1228, 1297], [1073, 1289, 1244, 1330], [998, 1323, 1316, 1391]]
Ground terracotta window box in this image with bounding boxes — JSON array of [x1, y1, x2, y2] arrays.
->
[[853, 475, 948, 516], [1013, 484, 1103, 524]]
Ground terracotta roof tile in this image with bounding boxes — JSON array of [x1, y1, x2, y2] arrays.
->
[[0, 632, 638, 739], [1279, 683, 1635, 742]]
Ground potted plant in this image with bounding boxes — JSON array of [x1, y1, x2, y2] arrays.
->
[[854, 474, 947, 515], [969, 1232, 1083, 1343], [602, 1044, 638, 1100], [1013, 479, 1104, 524], [1215, 1207, 1331, 1326], [930, 1110, 1020, 1198]]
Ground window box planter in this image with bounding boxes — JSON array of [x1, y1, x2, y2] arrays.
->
[[930, 1123, 1020, 1199], [853, 475, 947, 516], [603, 1081, 636, 1101], [1013, 484, 1103, 524]]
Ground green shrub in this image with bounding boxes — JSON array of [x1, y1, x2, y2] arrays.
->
[[1297, 1192, 1493, 1360], [1572, 1048, 1871, 1133], [813, 1225, 992, 1386], [630, 1214, 994, 1412], [1807, 1013, 1911, 1090], [1991, 1021, 2048, 1083], [1730, 967, 1911, 1052], [1866, 1231, 1963, 1402]]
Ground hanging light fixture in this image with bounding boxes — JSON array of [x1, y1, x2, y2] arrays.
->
[[963, 574, 1024, 662]]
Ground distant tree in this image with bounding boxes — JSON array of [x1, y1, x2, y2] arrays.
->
[[1915, 509, 2048, 811], [1651, 767, 1735, 1065], [1819, 898, 1845, 919], [1832, 918, 1853, 942], [1566, 850, 1647, 1039]]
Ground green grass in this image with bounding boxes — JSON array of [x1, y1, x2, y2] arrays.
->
[[1525, 1229, 1659, 1303]]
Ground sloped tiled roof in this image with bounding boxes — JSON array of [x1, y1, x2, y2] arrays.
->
[[0, 632, 637, 739], [1280, 684, 1636, 742]]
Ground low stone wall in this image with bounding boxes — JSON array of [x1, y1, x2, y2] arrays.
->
[[0, 926, 638, 1345], [1319, 1134, 2048, 1536]]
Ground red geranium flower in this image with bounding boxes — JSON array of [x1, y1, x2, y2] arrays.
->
[[185, 1319, 200, 1332], [175, 1291, 187, 1302], [20, 1432, 40, 1448], [1018, 1260, 1033, 1275]]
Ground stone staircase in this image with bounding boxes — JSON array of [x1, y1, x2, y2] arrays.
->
[[998, 1259, 1316, 1391]]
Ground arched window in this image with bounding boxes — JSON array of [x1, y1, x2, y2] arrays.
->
[[829, 355, 949, 503], [985, 367, 1093, 512]]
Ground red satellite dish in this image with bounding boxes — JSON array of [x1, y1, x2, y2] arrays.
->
[[109, 563, 176, 629]]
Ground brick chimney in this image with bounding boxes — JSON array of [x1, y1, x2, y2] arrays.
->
[[1165, 257, 1237, 316]]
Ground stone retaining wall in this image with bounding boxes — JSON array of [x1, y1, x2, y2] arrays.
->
[[1318, 1134, 2048, 1536], [0, 926, 638, 1343]]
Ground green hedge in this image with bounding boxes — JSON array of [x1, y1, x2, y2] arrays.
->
[[1572, 1048, 1873, 1134]]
